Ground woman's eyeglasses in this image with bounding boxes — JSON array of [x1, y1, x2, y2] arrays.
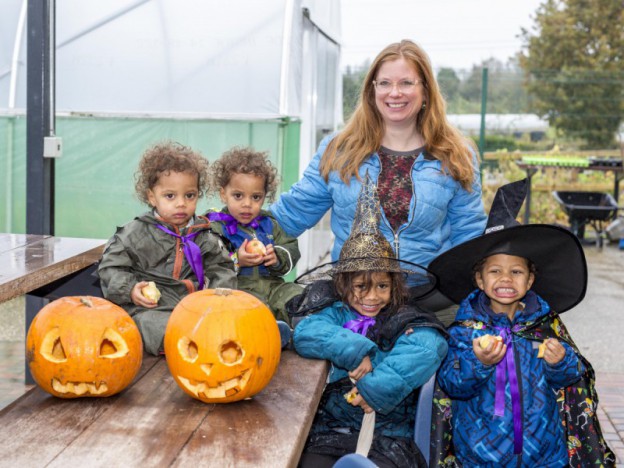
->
[[372, 79, 421, 94]]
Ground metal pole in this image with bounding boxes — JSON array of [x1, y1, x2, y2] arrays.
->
[[478, 67, 488, 159], [27, 0, 55, 235], [26, 0, 55, 386]]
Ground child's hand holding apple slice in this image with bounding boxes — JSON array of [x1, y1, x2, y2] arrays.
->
[[238, 238, 276, 267], [245, 238, 267, 255]]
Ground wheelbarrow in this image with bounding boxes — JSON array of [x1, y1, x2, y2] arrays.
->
[[552, 191, 619, 247]]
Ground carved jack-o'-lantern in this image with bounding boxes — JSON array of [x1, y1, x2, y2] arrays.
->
[[26, 296, 143, 398], [164, 288, 281, 403]]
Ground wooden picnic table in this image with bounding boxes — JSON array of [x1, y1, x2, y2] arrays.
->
[[0, 233, 105, 303], [0, 350, 329, 468]]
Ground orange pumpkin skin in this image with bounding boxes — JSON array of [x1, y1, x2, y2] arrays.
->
[[164, 288, 281, 403], [26, 296, 143, 398]]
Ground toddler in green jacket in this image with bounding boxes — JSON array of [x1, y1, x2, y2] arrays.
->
[[98, 141, 236, 355]]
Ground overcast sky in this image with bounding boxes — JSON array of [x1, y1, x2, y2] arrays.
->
[[340, 0, 545, 71]]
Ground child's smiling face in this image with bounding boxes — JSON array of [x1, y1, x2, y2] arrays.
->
[[475, 253, 535, 319], [347, 272, 392, 317], [147, 170, 199, 228], [219, 173, 266, 225]]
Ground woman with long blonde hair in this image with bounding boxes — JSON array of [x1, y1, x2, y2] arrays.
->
[[271, 39, 486, 308]]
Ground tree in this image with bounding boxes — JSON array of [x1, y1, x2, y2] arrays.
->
[[441, 58, 532, 114], [437, 68, 461, 102], [342, 62, 370, 121], [520, 0, 624, 148]]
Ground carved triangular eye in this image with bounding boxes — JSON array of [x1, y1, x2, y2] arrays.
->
[[177, 336, 198, 363], [99, 328, 129, 358], [40, 328, 67, 363]]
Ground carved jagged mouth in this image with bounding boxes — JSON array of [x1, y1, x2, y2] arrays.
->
[[51, 378, 108, 395], [178, 369, 252, 399]]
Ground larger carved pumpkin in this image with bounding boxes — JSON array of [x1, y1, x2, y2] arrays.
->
[[164, 288, 281, 403], [26, 296, 143, 398]]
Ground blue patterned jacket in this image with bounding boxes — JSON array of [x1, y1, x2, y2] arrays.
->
[[438, 290, 585, 467]]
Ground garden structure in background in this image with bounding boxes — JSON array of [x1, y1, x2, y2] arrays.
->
[[482, 149, 624, 247]]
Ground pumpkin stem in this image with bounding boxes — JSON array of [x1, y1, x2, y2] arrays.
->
[[214, 288, 232, 296], [80, 297, 94, 308]]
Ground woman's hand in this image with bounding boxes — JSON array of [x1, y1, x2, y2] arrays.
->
[[349, 355, 372, 381], [473, 336, 506, 366], [542, 338, 566, 365], [131, 281, 158, 308]]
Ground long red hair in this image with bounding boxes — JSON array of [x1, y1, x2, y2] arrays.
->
[[320, 40, 477, 190]]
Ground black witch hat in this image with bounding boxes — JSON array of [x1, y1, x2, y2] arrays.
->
[[428, 179, 587, 313]]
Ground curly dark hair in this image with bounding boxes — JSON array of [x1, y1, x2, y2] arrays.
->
[[134, 141, 210, 205], [334, 270, 407, 312], [210, 146, 279, 202]]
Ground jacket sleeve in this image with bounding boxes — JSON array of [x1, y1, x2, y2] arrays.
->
[[97, 232, 138, 306], [293, 307, 378, 371], [543, 341, 586, 389], [356, 328, 448, 415], [447, 151, 487, 247], [437, 326, 495, 399], [203, 233, 238, 289], [268, 217, 301, 277], [269, 135, 335, 237]]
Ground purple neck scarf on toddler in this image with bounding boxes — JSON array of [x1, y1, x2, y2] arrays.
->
[[156, 224, 204, 290], [208, 212, 263, 236]]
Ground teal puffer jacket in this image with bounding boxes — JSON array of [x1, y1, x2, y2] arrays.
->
[[294, 301, 448, 439]]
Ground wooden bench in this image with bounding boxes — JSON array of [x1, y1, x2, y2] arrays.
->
[[0, 351, 329, 467]]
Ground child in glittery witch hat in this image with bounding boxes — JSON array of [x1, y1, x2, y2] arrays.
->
[[429, 178, 615, 467], [293, 173, 448, 468]]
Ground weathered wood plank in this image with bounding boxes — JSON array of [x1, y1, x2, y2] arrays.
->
[[44, 358, 213, 467], [0, 354, 159, 467], [0, 233, 46, 254], [0, 352, 328, 468], [171, 352, 328, 468], [0, 234, 105, 303]]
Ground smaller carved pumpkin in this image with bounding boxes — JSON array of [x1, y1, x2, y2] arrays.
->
[[26, 296, 143, 398], [164, 288, 281, 403]]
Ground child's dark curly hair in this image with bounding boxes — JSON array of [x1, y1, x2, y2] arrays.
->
[[134, 141, 210, 205], [211, 146, 279, 202]]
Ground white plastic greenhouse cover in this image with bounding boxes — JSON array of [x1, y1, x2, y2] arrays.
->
[[1, 0, 342, 271], [0, 0, 341, 119]]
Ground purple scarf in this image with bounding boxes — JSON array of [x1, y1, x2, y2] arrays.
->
[[343, 310, 376, 336], [208, 212, 263, 236], [156, 224, 204, 290], [493, 324, 524, 455]]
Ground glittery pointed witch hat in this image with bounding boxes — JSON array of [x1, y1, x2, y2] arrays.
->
[[295, 173, 436, 294], [429, 178, 587, 313]]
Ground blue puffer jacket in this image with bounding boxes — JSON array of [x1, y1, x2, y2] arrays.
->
[[270, 135, 487, 266], [437, 290, 585, 467], [294, 301, 448, 439]]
